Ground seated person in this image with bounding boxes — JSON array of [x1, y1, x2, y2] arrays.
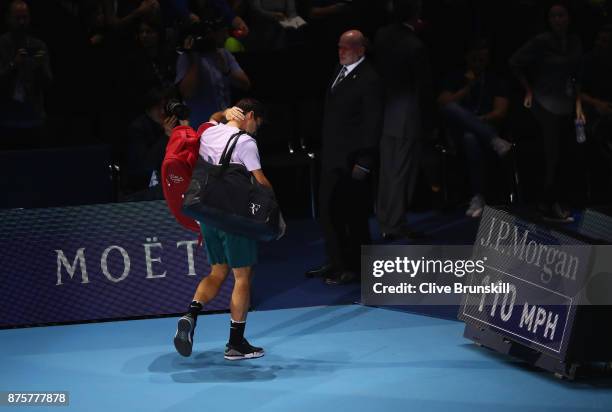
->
[[307, 0, 351, 20], [249, 0, 298, 21], [438, 39, 511, 218], [246, 0, 306, 50], [580, 24, 612, 205]]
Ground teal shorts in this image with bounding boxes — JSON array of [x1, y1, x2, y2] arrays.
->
[[201, 224, 258, 268]]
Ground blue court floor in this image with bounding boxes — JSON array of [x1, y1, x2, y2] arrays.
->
[[2, 305, 611, 412]]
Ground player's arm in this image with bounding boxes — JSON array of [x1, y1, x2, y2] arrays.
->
[[251, 169, 273, 191], [252, 168, 285, 238]]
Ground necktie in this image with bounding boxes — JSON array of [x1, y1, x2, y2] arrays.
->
[[332, 66, 347, 90]]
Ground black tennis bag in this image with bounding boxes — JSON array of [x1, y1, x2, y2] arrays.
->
[[182, 131, 281, 241]]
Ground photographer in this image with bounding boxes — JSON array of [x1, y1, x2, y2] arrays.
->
[[0, 0, 52, 138], [175, 17, 250, 128], [121, 88, 184, 201]]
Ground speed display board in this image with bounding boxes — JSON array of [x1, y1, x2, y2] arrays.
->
[[459, 207, 593, 360]]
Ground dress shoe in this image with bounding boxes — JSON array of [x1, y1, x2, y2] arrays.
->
[[305, 263, 334, 278], [465, 195, 485, 218], [325, 271, 357, 285]]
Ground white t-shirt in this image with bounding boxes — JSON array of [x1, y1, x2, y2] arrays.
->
[[198, 122, 261, 172]]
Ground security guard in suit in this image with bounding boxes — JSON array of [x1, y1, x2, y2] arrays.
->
[[306, 30, 383, 285]]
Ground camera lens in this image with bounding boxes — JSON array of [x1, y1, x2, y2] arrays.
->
[[165, 100, 190, 121]]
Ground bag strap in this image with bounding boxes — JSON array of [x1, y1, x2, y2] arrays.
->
[[219, 131, 246, 167]]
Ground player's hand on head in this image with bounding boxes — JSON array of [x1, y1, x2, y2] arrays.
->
[[225, 106, 245, 122]]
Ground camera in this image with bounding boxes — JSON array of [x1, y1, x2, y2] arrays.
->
[[165, 99, 190, 121], [179, 18, 228, 54]]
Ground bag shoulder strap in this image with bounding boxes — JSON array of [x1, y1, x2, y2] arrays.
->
[[219, 131, 246, 167]]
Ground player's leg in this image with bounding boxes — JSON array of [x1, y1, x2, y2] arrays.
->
[[174, 263, 230, 357], [224, 266, 264, 360], [174, 225, 229, 357]]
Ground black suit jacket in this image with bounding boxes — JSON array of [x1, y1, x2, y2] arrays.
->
[[373, 23, 434, 141], [321, 58, 383, 172]]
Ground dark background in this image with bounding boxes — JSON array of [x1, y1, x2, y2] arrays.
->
[[1, 0, 611, 215]]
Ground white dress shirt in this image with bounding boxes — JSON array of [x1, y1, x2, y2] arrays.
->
[[332, 56, 365, 88]]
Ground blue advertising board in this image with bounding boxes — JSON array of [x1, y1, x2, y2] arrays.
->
[[0, 201, 232, 328]]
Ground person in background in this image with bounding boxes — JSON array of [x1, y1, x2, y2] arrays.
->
[[121, 87, 177, 200], [438, 38, 511, 218], [374, 0, 433, 239], [0, 0, 52, 140], [118, 17, 176, 122], [247, 0, 304, 50], [306, 29, 383, 285], [186, 0, 250, 36], [510, 3, 584, 221], [102, 0, 161, 32], [580, 24, 612, 205], [176, 17, 250, 128]]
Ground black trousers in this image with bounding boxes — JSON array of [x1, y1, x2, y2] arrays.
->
[[376, 135, 421, 234], [318, 168, 372, 273], [586, 115, 612, 204], [531, 101, 580, 204]]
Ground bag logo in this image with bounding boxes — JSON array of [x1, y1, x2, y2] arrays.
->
[[249, 203, 261, 215], [167, 174, 184, 184]]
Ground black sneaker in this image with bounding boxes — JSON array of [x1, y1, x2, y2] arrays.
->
[[174, 315, 196, 357], [224, 339, 265, 360]]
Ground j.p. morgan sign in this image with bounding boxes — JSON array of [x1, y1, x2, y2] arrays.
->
[[460, 207, 592, 359]]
